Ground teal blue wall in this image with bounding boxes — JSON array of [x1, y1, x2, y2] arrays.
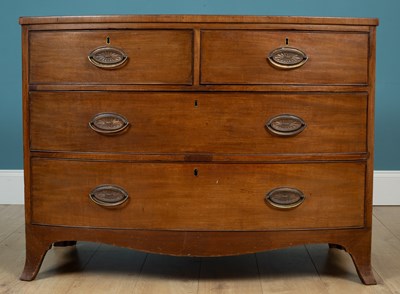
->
[[0, 0, 398, 169]]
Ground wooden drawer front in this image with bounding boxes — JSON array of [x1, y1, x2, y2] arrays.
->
[[201, 30, 368, 85], [29, 30, 193, 85], [30, 92, 367, 154], [31, 159, 365, 230]]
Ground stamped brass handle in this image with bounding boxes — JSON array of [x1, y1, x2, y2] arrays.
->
[[267, 47, 308, 69], [265, 114, 306, 137], [88, 46, 128, 69], [89, 112, 129, 135], [89, 185, 129, 207], [265, 187, 305, 209]]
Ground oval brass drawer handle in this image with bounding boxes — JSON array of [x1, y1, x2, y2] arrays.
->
[[265, 114, 306, 137], [265, 187, 305, 209], [89, 112, 129, 135], [267, 47, 308, 69], [88, 46, 128, 69], [89, 185, 129, 207]]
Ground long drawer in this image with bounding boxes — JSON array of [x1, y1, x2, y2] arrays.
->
[[31, 158, 365, 230], [201, 30, 369, 85], [30, 92, 367, 154], [29, 30, 193, 85]]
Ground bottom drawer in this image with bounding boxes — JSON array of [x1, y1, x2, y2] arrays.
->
[[31, 159, 365, 230]]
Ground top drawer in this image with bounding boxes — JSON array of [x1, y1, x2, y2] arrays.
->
[[29, 30, 193, 85], [201, 30, 369, 85]]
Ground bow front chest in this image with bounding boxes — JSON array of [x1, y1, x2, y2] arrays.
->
[[19, 15, 378, 284]]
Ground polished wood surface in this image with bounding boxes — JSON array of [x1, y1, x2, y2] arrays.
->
[[30, 92, 367, 154], [20, 15, 378, 284], [31, 159, 365, 230], [2, 206, 399, 293], [29, 151, 370, 163], [201, 30, 368, 85], [29, 30, 193, 85], [19, 15, 379, 25]]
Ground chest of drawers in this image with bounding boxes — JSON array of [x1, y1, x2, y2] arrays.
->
[[19, 15, 378, 284]]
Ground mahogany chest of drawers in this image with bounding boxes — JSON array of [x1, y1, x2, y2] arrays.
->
[[19, 15, 378, 284]]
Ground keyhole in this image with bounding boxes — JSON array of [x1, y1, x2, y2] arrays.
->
[[194, 100, 198, 108], [106, 36, 111, 44], [285, 37, 289, 45], [194, 168, 199, 176]]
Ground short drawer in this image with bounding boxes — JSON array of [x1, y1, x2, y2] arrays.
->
[[30, 92, 367, 154], [31, 159, 366, 230], [201, 30, 368, 85], [29, 30, 193, 85]]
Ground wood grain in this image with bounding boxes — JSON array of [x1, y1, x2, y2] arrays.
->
[[29, 84, 371, 92], [0, 205, 24, 243], [20, 15, 378, 284], [31, 158, 365, 230], [29, 30, 193, 85], [0, 225, 29, 293], [66, 247, 147, 294], [30, 151, 369, 164], [134, 254, 200, 294], [3, 206, 399, 293], [365, 26, 377, 230], [372, 209, 400, 293], [22, 25, 32, 226], [198, 255, 262, 294], [256, 246, 327, 293], [306, 244, 390, 293], [30, 92, 367, 154], [201, 30, 369, 85], [19, 15, 379, 26], [374, 207, 400, 239]]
